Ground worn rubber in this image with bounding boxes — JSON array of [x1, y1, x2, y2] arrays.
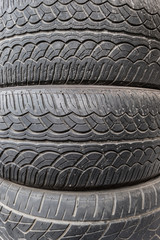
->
[[0, 1, 160, 88], [0, 0, 160, 40], [0, 86, 160, 190], [0, 176, 160, 239], [0, 33, 160, 88]]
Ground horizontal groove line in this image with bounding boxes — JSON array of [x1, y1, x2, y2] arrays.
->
[[0, 84, 160, 92], [0, 29, 158, 44], [0, 84, 160, 93], [0, 137, 160, 145]]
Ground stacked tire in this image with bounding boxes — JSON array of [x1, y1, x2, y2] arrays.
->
[[0, 0, 160, 239]]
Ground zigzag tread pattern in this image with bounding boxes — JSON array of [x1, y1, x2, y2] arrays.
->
[[0, 33, 160, 87], [0, 177, 160, 239], [0, 139, 160, 189], [0, 87, 160, 141], [0, 0, 160, 40]]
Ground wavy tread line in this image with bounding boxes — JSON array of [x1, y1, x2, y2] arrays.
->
[[0, 0, 160, 41], [0, 139, 160, 189], [0, 87, 159, 141], [0, 33, 159, 87]]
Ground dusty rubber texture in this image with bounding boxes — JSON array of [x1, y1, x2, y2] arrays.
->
[[0, 86, 160, 190], [0, 0, 160, 88], [0, 32, 160, 88], [0, 0, 160, 40], [0, 177, 160, 239]]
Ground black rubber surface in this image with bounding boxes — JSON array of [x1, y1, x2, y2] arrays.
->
[[0, 176, 160, 239], [0, 0, 160, 40], [0, 86, 160, 190], [0, 0, 160, 88]]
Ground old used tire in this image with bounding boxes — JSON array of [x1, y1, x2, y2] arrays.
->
[[0, 86, 160, 190], [0, 0, 160, 88], [0, 176, 160, 239], [1, 0, 160, 39]]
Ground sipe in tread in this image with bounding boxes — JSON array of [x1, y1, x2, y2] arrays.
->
[[0, 86, 159, 190], [0, 0, 159, 88], [0, 33, 160, 88], [0, 0, 160, 40], [0, 176, 160, 239]]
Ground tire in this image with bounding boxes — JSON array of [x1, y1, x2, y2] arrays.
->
[[1, 0, 160, 39], [0, 176, 160, 239], [0, 0, 160, 88], [0, 86, 160, 190]]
